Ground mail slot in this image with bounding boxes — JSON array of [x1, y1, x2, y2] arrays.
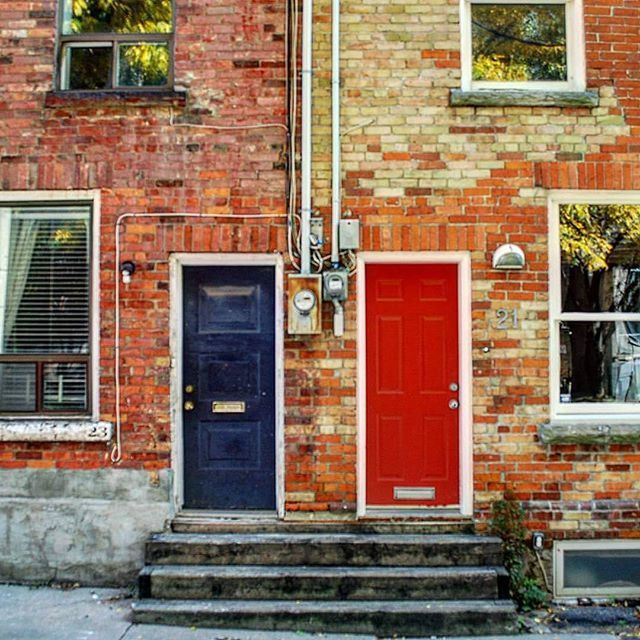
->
[[212, 401, 246, 413], [394, 486, 435, 500]]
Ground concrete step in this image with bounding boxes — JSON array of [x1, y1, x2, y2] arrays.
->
[[145, 532, 503, 567], [138, 564, 506, 601], [171, 515, 474, 535], [131, 598, 517, 637]]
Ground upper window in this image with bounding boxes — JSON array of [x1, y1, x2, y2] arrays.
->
[[460, 0, 585, 91], [0, 204, 92, 415], [58, 0, 173, 91], [550, 196, 640, 417]]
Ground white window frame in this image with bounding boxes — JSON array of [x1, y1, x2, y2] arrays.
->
[[0, 190, 101, 421], [549, 191, 640, 420], [554, 539, 640, 598], [460, 0, 586, 92]]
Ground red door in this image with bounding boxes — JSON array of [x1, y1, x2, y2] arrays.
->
[[366, 263, 460, 507]]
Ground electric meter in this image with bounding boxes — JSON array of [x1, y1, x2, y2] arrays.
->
[[292, 288, 317, 315]]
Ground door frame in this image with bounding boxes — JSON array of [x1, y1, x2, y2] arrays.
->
[[356, 252, 473, 517], [169, 253, 285, 518]]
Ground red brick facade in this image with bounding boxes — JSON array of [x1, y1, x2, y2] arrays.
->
[[1, 0, 639, 552]]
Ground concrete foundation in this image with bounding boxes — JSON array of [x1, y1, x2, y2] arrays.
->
[[0, 469, 171, 586]]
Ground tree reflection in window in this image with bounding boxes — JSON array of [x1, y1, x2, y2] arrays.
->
[[560, 204, 640, 403], [471, 4, 567, 82], [60, 0, 172, 90], [62, 0, 172, 35]]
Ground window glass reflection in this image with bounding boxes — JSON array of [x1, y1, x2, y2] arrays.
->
[[471, 3, 567, 82], [62, 0, 172, 35], [561, 204, 640, 313]]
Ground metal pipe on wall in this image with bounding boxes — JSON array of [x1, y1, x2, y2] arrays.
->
[[300, 0, 313, 274], [330, 0, 341, 266]]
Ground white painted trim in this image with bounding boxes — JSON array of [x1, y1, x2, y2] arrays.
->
[[0, 190, 102, 203], [459, 0, 585, 93], [0, 213, 11, 351], [169, 253, 285, 518], [91, 191, 101, 420], [356, 252, 474, 518], [0, 420, 111, 442], [169, 255, 183, 514], [548, 191, 640, 420], [554, 539, 640, 598], [0, 190, 101, 422]]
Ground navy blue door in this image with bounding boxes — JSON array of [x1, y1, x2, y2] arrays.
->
[[182, 266, 276, 510]]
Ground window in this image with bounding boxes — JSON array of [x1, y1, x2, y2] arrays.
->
[[555, 540, 640, 598], [550, 195, 640, 417], [58, 0, 173, 91], [0, 204, 92, 415], [460, 0, 585, 91]]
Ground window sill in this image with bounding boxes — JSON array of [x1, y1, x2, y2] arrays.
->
[[0, 419, 112, 442], [450, 89, 599, 108], [539, 421, 640, 445], [44, 87, 187, 108]]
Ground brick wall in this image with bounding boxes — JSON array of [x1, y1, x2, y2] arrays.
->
[[0, 0, 288, 469], [1, 0, 639, 538], [307, 0, 640, 533]]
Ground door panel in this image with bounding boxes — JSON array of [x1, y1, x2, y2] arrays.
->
[[366, 263, 460, 507], [183, 266, 275, 510]]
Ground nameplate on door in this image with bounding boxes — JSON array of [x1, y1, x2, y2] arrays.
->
[[394, 487, 435, 500], [212, 401, 246, 413]]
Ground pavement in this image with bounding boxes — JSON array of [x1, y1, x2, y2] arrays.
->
[[0, 583, 633, 640]]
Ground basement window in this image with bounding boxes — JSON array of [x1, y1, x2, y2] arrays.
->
[[0, 204, 93, 416], [58, 0, 174, 91], [555, 540, 640, 598], [459, 0, 585, 92]]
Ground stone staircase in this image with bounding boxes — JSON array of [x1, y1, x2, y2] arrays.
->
[[132, 520, 517, 637]]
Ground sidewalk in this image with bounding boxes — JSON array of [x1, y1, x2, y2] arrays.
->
[[0, 584, 628, 640]]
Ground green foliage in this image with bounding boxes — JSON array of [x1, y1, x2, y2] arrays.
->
[[490, 494, 548, 611], [471, 4, 566, 82], [560, 204, 640, 275], [119, 43, 169, 86], [68, 0, 172, 34], [472, 55, 531, 82]]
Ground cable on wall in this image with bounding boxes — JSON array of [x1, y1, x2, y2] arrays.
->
[[111, 210, 286, 463]]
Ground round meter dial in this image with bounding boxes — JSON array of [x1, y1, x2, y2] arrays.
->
[[293, 288, 317, 314]]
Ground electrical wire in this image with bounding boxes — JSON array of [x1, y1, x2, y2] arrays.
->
[[341, 118, 376, 138], [169, 108, 288, 133], [535, 549, 551, 591], [111, 210, 286, 464]]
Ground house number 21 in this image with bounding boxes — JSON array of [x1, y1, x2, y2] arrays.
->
[[496, 308, 518, 329]]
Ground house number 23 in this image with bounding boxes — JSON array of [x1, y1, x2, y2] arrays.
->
[[496, 308, 518, 329]]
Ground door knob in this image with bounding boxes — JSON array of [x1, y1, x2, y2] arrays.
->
[[448, 399, 459, 410], [184, 400, 195, 411]]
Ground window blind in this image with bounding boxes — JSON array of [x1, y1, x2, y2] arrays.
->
[[0, 204, 91, 414]]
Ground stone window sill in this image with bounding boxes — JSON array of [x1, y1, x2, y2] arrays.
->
[[538, 421, 640, 445], [0, 420, 112, 442], [450, 89, 599, 108], [44, 87, 187, 108]]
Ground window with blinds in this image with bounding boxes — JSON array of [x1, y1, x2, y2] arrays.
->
[[0, 204, 92, 414]]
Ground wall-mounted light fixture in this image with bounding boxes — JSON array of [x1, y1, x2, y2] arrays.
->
[[120, 261, 136, 284], [492, 244, 525, 270]]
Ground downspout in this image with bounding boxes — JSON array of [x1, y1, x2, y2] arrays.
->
[[300, 0, 313, 274], [330, 0, 344, 335], [330, 0, 341, 268]]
